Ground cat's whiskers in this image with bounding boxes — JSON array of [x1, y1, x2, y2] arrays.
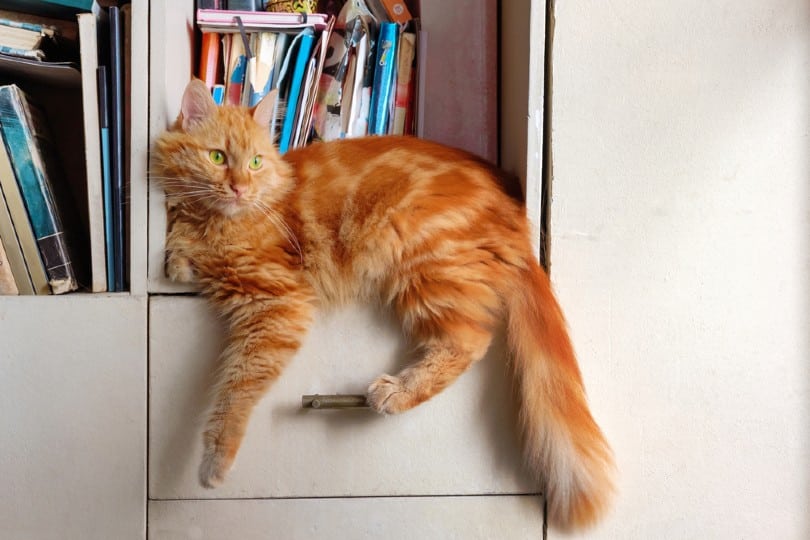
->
[[168, 192, 221, 208], [253, 199, 303, 263]]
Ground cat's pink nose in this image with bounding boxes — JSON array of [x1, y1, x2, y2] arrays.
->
[[230, 183, 247, 198]]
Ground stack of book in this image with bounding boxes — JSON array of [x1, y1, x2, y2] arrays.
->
[[0, 0, 131, 295], [195, 0, 419, 152]]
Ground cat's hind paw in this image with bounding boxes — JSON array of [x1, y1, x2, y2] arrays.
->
[[367, 374, 416, 414]]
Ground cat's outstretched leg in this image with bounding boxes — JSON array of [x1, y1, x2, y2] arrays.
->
[[367, 330, 493, 414], [368, 269, 499, 414], [199, 297, 313, 488]]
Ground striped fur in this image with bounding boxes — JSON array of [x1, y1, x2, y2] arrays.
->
[[152, 79, 615, 530]]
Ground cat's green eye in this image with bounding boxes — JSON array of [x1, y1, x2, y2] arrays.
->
[[248, 155, 263, 170], [209, 150, 226, 165]]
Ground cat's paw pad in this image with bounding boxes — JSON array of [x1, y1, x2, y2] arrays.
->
[[367, 374, 415, 414], [166, 255, 196, 283], [199, 450, 232, 489]]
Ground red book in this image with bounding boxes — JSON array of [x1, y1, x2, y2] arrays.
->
[[198, 32, 221, 90]]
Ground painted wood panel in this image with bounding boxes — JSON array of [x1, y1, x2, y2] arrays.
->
[[149, 296, 535, 499], [149, 496, 545, 539], [0, 295, 147, 540]]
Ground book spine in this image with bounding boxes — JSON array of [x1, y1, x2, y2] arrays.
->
[[212, 84, 226, 105], [224, 35, 247, 106], [109, 6, 126, 291], [199, 32, 222, 90], [0, 235, 19, 294], [247, 32, 278, 107], [368, 22, 398, 135], [0, 180, 34, 294], [0, 133, 47, 295], [279, 29, 315, 153], [391, 30, 415, 135], [78, 12, 107, 292], [0, 85, 77, 294], [97, 65, 115, 292]]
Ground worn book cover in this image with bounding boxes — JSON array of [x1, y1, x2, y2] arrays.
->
[[0, 129, 45, 295], [0, 84, 78, 294]]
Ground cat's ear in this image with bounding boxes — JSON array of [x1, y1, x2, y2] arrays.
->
[[251, 88, 279, 130], [180, 78, 216, 131]]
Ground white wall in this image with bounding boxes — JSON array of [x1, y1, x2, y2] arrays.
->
[[549, 1, 810, 538]]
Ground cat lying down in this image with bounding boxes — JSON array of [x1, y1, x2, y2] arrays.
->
[[153, 78, 615, 531]]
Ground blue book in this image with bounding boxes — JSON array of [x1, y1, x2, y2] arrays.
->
[[368, 22, 399, 135], [0, 85, 78, 294], [97, 65, 114, 292], [212, 84, 225, 105], [278, 28, 315, 154]]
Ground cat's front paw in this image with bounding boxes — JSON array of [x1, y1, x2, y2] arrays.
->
[[367, 374, 417, 414], [166, 253, 196, 283], [199, 448, 233, 489]]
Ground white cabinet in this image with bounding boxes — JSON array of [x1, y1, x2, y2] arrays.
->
[[149, 297, 535, 500], [0, 296, 147, 540], [145, 0, 545, 536]]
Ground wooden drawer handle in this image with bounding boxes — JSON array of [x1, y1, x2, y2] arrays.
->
[[301, 394, 369, 409]]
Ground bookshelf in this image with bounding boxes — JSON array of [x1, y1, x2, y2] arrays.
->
[[2, 0, 545, 537], [0, 2, 149, 538]]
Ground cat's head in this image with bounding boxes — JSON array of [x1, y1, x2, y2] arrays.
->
[[153, 78, 292, 217]]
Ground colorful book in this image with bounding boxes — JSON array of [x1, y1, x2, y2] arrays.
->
[[368, 21, 398, 135], [78, 11, 107, 291], [198, 32, 222, 91], [391, 30, 415, 135], [224, 33, 247, 106], [278, 28, 315, 154], [211, 84, 225, 105], [0, 85, 77, 294], [246, 32, 278, 107]]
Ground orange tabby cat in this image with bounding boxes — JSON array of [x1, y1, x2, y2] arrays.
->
[[153, 79, 615, 530]]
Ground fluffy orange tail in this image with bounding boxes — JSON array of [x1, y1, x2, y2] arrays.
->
[[507, 259, 615, 530]]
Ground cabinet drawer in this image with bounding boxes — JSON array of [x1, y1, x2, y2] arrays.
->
[[149, 496, 544, 540], [149, 296, 535, 499]]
